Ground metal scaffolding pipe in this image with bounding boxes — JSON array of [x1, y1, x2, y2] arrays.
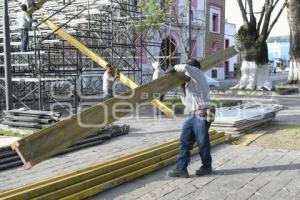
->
[[3, 0, 13, 110], [187, 0, 192, 59]]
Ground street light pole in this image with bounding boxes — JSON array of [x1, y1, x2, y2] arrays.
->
[[3, 0, 13, 110], [187, 0, 192, 59]]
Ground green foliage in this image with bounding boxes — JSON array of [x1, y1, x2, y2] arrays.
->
[[210, 99, 241, 108], [296, 126, 300, 134], [163, 97, 183, 105], [138, 0, 173, 32], [235, 26, 257, 47]]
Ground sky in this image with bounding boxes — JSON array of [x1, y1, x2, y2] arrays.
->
[[225, 0, 290, 37]]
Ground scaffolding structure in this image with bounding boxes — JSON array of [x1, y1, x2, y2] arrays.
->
[[0, 0, 206, 113], [0, 0, 145, 112]]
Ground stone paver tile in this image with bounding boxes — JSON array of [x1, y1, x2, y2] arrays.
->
[[181, 188, 228, 200], [278, 173, 300, 197], [159, 183, 198, 200]]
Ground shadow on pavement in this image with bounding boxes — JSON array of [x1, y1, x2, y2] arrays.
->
[[214, 163, 300, 175]]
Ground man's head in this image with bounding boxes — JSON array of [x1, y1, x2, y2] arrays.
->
[[21, 4, 27, 11], [106, 64, 113, 73], [186, 58, 201, 69]]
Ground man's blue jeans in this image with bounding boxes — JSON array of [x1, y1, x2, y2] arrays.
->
[[20, 29, 29, 52], [176, 114, 212, 170]]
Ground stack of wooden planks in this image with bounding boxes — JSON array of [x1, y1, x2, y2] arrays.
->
[[3, 110, 62, 129], [212, 103, 283, 136], [0, 131, 230, 200]]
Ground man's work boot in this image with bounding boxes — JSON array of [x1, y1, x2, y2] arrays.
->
[[167, 168, 190, 178], [195, 166, 212, 176]]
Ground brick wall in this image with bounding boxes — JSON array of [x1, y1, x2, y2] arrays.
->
[[205, 0, 225, 68]]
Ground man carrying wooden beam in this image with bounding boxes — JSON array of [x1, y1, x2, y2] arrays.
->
[[167, 59, 213, 178], [10, 47, 237, 168]]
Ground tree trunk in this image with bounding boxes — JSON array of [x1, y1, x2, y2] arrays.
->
[[232, 26, 272, 90], [287, 0, 300, 83]]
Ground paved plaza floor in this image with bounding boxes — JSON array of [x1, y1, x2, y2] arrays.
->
[[1, 91, 300, 199], [94, 144, 300, 200]]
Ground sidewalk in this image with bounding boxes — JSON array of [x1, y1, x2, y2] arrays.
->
[[94, 144, 300, 200]]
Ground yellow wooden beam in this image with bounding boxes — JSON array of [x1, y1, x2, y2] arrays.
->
[[38, 135, 231, 200], [2, 132, 219, 198], [37, 148, 181, 199], [0, 133, 230, 200], [28, 0, 48, 15], [0, 140, 179, 199], [58, 136, 231, 200], [42, 18, 174, 117]]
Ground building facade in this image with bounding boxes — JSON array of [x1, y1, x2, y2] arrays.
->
[[140, 0, 227, 81], [267, 35, 290, 62], [141, 0, 207, 80], [224, 21, 238, 78], [204, 0, 225, 80]]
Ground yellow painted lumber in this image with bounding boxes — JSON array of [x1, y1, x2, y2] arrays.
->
[[35, 148, 181, 199], [211, 135, 231, 146], [63, 156, 180, 200], [42, 18, 174, 117], [232, 132, 265, 146], [3, 130, 216, 198], [28, 0, 48, 15], [0, 140, 178, 197], [34, 134, 226, 199], [0, 132, 226, 200], [1, 140, 179, 199], [62, 135, 230, 200], [210, 131, 225, 140]]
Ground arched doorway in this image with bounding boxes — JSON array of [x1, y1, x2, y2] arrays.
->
[[159, 36, 179, 70]]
